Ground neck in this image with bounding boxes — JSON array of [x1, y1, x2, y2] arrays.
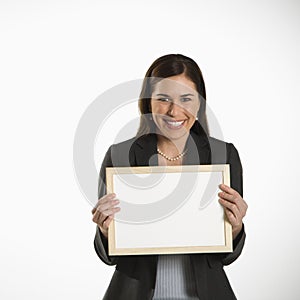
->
[[156, 132, 190, 156]]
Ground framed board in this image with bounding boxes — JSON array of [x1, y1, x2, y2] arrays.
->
[[106, 164, 232, 255]]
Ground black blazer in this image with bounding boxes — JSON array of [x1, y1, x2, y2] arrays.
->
[[94, 132, 246, 300]]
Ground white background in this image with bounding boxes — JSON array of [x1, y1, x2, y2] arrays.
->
[[1, 0, 300, 299]]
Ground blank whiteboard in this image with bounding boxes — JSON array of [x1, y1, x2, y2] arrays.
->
[[106, 164, 232, 255]]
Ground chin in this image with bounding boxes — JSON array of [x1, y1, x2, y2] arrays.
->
[[158, 127, 189, 141]]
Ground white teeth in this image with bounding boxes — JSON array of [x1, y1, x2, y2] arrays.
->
[[166, 120, 184, 127]]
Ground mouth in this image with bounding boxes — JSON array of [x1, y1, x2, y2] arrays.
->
[[163, 118, 186, 130]]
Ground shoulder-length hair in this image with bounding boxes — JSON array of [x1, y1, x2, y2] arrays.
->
[[136, 54, 209, 137]]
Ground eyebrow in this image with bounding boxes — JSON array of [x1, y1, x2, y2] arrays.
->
[[155, 93, 195, 97]]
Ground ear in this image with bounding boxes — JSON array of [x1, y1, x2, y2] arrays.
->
[[195, 107, 200, 119]]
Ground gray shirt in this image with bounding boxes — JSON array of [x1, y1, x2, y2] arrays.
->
[[152, 254, 199, 300]]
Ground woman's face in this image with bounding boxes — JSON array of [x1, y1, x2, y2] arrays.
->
[[150, 74, 200, 141]]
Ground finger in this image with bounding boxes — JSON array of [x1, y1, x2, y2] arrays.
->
[[218, 184, 238, 196], [218, 191, 237, 203], [91, 193, 116, 213], [93, 210, 108, 227], [224, 208, 244, 239], [101, 207, 121, 219], [238, 199, 248, 217], [219, 198, 241, 221], [94, 204, 119, 226], [101, 213, 117, 231], [220, 199, 245, 230], [92, 206, 110, 225], [224, 208, 242, 230], [97, 206, 121, 227], [96, 199, 120, 214], [98, 193, 117, 207], [224, 208, 237, 225], [225, 207, 244, 231], [230, 197, 248, 216], [92, 208, 103, 224], [103, 216, 114, 229], [221, 194, 248, 219]]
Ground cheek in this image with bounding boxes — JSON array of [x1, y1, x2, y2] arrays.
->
[[184, 106, 199, 117], [187, 102, 200, 117], [151, 102, 168, 114], [150, 101, 158, 113]]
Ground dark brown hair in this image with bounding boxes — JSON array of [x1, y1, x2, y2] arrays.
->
[[136, 54, 209, 137]]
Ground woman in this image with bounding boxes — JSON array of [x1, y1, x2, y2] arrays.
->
[[92, 54, 248, 300]]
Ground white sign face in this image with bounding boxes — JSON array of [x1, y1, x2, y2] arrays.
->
[[106, 165, 232, 255]]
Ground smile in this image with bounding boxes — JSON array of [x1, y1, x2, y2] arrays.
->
[[164, 119, 186, 129]]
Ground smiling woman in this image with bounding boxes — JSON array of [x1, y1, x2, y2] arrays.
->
[[150, 74, 201, 165], [92, 54, 248, 300]]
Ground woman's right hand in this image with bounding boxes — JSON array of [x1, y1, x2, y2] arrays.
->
[[91, 193, 120, 239]]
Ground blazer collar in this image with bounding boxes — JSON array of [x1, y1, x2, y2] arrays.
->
[[132, 134, 158, 166], [184, 130, 211, 165], [131, 131, 210, 166]]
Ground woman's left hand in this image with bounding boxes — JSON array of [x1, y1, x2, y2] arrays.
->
[[218, 184, 248, 239]]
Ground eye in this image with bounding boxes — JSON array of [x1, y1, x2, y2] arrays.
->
[[157, 98, 171, 102], [181, 97, 192, 102]]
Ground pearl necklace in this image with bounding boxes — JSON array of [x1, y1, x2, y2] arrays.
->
[[157, 148, 188, 161]]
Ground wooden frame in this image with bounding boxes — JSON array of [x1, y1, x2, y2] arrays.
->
[[106, 164, 232, 255]]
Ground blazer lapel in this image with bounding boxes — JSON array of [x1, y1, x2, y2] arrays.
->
[[130, 134, 158, 167], [184, 131, 211, 165]]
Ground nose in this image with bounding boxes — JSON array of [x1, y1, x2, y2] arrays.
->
[[168, 102, 182, 117]]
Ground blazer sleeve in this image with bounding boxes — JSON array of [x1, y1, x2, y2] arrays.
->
[[221, 143, 246, 266], [94, 145, 119, 266]]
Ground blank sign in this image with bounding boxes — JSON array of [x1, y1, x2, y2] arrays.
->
[[106, 165, 232, 255]]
